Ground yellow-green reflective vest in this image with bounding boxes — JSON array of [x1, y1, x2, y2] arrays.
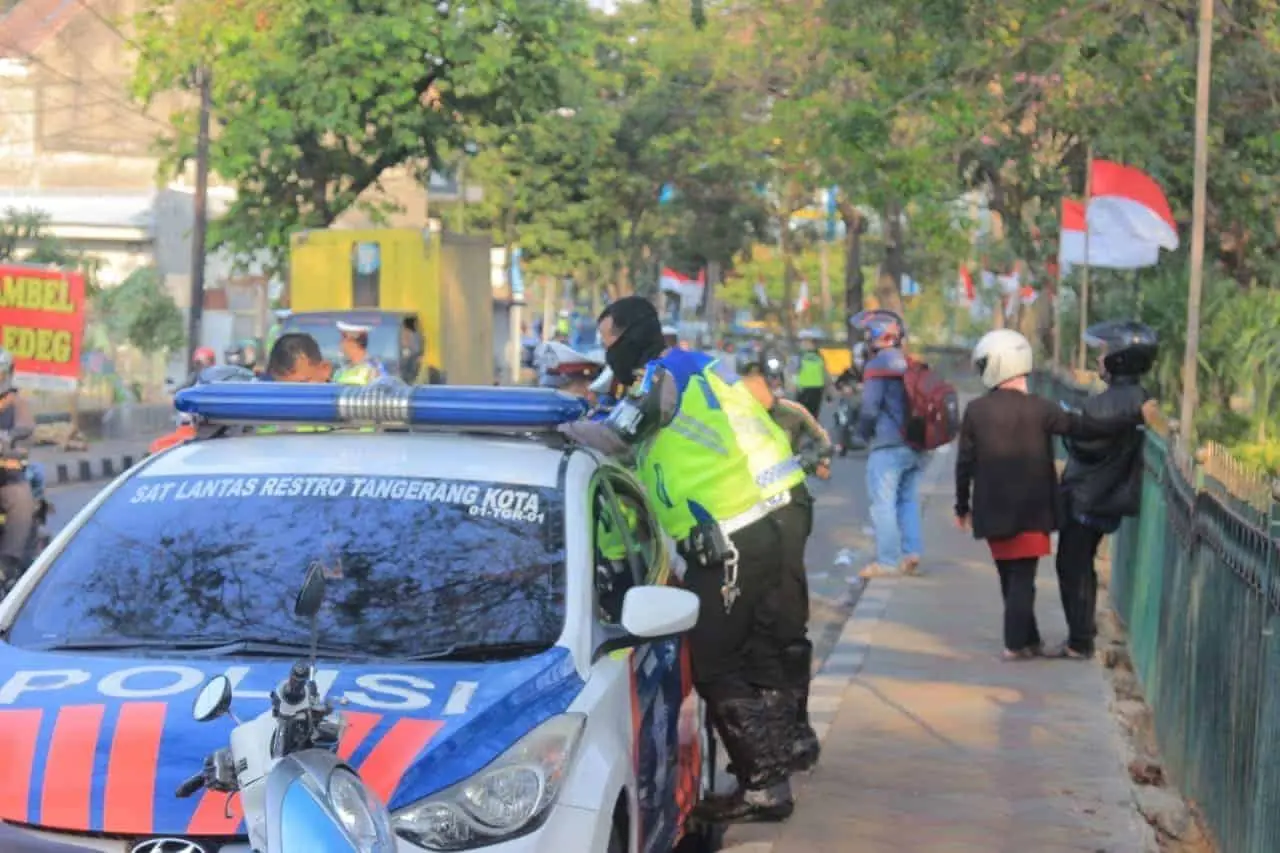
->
[[796, 352, 826, 388], [635, 362, 804, 540], [334, 362, 382, 385]]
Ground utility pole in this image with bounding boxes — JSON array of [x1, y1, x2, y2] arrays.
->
[[1181, 0, 1215, 442], [186, 65, 212, 367], [1076, 144, 1093, 372]]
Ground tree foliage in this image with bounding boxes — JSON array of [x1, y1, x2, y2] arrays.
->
[[133, 0, 581, 270], [128, 0, 1279, 442], [92, 268, 186, 356]]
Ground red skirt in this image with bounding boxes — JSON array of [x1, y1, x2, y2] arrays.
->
[[988, 531, 1052, 561]]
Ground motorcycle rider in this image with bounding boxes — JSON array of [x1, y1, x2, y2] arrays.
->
[[333, 321, 388, 385], [224, 339, 263, 374], [265, 333, 333, 383], [0, 350, 37, 589], [1055, 320, 1158, 659], [182, 346, 217, 389], [560, 296, 808, 823]]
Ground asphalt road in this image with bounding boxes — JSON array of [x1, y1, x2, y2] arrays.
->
[[46, 481, 104, 534]]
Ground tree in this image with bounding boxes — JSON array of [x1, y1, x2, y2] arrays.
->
[[91, 268, 185, 355], [133, 0, 585, 271], [0, 209, 102, 288]]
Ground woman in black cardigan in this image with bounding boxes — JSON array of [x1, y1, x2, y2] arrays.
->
[[954, 330, 1152, 659]]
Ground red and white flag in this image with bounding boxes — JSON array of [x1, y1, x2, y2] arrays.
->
[[1059, 198, 1161, 273], [958, 265, 975, 303], [659, 267, 706, 308], [794, 280, 811, 314], [1087, 160, 1179, 251]]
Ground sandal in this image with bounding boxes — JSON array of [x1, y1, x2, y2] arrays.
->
[[1001, 647, 1039, 661], [900, 555, 921, 576], [1047, 643, 1093, 660]]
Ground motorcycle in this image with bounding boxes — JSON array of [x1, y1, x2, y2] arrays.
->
[[0, 452, 54, 567], [831, 370, 865, 456], [179, 564, 397, 852]]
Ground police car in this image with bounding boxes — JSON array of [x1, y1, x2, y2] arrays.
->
[[0, 385, 718, 853]]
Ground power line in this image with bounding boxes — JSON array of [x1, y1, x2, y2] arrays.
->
[[71, 0, 145, 54], [0, 38, 172, 132]]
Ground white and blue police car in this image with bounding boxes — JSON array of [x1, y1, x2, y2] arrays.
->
[[0, 384, 718, 853]]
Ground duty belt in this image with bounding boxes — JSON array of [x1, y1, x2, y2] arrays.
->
[[719, 489, 791, 536]]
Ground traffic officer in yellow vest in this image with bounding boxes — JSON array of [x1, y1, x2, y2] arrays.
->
[[560, 296, 808, 824], [792, 332, 829, 418], [333, 320, 389, 385]]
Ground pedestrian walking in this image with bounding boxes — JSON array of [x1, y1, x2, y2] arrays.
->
[[954, 329, 1154, 660], [852, 311, 926, 578], [560, 296, 808, 823], [1055, 320, 1158, 659]]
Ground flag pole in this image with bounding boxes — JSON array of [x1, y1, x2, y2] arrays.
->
[[1180, 0, 1214, 443], [1076, 143, 1093, 372]]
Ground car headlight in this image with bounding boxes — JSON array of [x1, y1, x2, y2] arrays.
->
[[329, 767, 397, 853], [392, 713, 585, 850]]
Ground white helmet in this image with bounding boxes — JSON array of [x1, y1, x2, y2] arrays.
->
[[973, 329, 1034, 389]]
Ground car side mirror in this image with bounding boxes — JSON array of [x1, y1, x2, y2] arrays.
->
[[595, 586, 700, 659], [295, 563, 327, 619]]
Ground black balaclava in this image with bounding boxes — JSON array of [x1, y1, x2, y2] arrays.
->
[[601, 296, 665, 388]]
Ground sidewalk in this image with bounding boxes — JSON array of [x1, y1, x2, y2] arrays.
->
[[724, 487, 1156, 853]]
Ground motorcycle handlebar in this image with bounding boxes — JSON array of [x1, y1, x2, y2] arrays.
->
[[175, 772, 206, 798]]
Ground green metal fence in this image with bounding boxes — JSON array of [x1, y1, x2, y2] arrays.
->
[[1033, 369, 1280, 853]]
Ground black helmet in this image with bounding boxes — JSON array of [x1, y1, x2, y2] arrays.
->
[[735, 347, 784, 380], [1085, 320, 1158, 377]]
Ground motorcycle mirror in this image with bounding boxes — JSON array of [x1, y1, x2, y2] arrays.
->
[[294, 563, 327, 620], [192, 675, 234, 723]]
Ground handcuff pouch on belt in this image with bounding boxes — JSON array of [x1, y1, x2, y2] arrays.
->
[[678, 519, 741, 613]]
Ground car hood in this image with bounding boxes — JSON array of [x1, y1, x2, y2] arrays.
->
[[0, 644, 583, 837]]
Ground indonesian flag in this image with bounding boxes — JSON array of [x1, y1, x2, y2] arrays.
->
[[659, 267, 706, 309], [794, 280, 811, 314], [1088, 160, 1179, 251], [1059, 198, 1161, 273], [958, 265, 975, 303]]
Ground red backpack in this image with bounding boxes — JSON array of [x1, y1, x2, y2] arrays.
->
[[900, 358, 961, 451]]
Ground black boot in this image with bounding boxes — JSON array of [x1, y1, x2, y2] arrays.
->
[[692, 692, 794, 824], [782, 643, 821, 772], [788, 687, 821, 772]]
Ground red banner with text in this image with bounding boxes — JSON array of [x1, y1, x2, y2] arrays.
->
[[0, 264, 86, 391]]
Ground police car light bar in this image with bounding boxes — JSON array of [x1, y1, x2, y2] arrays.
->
[[174, 383, 589, 429]]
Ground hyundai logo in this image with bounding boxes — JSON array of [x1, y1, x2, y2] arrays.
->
[[129, 839, 210, 853]]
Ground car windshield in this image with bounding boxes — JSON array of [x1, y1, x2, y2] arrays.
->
[[5, 473, 566, 658], [283, 317, 402, 366]]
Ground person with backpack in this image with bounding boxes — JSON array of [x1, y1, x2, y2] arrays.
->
[[852, 310, 961, 578]]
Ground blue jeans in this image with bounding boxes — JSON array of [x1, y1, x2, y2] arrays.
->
[[866, 445, 925, 567]]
